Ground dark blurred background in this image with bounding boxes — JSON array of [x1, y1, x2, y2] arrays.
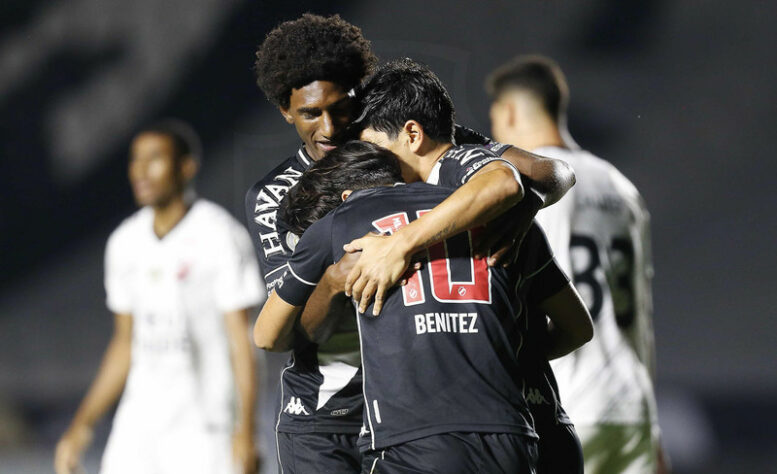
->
[[1, 1, 775, 472]]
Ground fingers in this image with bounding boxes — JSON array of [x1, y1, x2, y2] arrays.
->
[[373, 282, 387, 316], [358, 280, 377, 314], [344, 267, 361, 297], [473, 226, 501, 260]]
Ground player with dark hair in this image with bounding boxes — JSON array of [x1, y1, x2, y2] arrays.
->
[[246, 15, 575, 473], [255, 141, 593, 473], [55, 121, 263, 474], [341, 58, 562, 315], [487, 54, 668, 474]]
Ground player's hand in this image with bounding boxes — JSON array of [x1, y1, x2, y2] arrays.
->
[[232, 430, 260, 474], [343, 232, 412, 316], [54, 424, 92, 474], [326, 251, 361, 290], [473, 190, 542, 267]]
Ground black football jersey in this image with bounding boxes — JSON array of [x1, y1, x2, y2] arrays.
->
[[245, 145, 363, 434], [277, 182, 542, 450]]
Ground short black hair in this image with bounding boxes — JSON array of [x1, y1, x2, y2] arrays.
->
[[485, 55, 569, 121], [255, 13, 377, 109], [280, 140, 403, 235], [136, 119, 202, 164], [352, 58, 455, 143]]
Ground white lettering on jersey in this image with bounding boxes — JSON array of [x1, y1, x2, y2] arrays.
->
[[253, 166, 303, 258], [414, 313, 479, 334], [283, 397, 310, 416]]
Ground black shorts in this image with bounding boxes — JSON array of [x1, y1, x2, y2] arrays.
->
[[361, 432, 538, 474], [276, 432, 360, 474], [536, 423, 583, 474]]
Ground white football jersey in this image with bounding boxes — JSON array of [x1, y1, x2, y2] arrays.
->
[[535, 146, 657, 426], [104, 199, 264, 431]]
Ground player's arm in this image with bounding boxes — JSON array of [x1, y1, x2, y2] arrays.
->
[[298, 252, 359, 344], [499, 146, 575, 208], [255, 216, 335, 350], [453, 124, 575, 208], [254, 293, 303, 352], [538, 283, 594, 359], [345, 159, 523, 315], [224, 308, 259, 474], [55, 313, 132, 474]]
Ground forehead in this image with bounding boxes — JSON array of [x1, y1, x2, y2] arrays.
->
[[288, 80, 348, 109], [359, 127, 393, 147], [131, 132, 175, 156]]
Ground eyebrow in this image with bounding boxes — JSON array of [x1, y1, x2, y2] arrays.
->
[[296, 96, 351, 115]]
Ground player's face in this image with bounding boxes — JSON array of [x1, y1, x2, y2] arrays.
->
[[128, 133, 185, 208], [281, 80, 353, 161]]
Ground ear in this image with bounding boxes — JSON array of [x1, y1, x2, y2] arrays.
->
[[341, 190, 353, 201], [180, 155, 198, 182], [280, 106, 294, 124], [402, 120, 425, 154]]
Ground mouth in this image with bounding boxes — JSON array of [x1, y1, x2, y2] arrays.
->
[[316, 141, 336, 153]]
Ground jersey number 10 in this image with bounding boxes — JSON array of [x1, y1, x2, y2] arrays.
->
[[372, 211, 492, 306]]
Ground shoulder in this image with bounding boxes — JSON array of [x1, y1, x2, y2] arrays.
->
[[191, 199, 252, 242], [443, 144, 498, 163], [246, 156, 305, 199], [108, 207, 149, 246]]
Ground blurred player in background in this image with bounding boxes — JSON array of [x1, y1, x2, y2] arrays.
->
[[255, 141, 593, 474], [247, 15, 575, 473], [487, 55, 669, 473], [54, 120, 264, 474]]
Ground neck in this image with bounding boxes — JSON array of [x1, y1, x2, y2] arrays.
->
[[417, 142, 454, 182], [152, 194, 190, 239], [511, 125, 565, 152]]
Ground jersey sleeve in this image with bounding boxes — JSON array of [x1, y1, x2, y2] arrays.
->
[[274, 214, 335, 307], [437, 146, 521, 189], [104, 230, 133, 315], [525, 224, 570, 305], [453, 124, 513, 157], [213, 219, 266, 312], [244, 182, 293, 294]]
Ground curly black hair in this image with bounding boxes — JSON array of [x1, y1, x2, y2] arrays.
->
[[279, 140, 403, 235], [255, 13, 377, 109]]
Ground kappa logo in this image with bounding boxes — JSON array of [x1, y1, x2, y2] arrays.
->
[[283, 397, 310, 416], [525, 387, 550, 405], [359, 425, 370, 437]]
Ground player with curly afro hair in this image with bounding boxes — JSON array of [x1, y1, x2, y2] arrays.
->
[[245, 13, 378, 474], [254, 14, 377, 161], [255, 13, 376, 110]]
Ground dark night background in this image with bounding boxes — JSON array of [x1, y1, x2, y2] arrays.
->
[[1, 1, 775, 472]]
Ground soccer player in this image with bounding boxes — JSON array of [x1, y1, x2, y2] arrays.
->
[[255, 141, 593, 473], [246, 15, 575, 473], [487, 55, 669, 473], [54, 121, 264, 474]]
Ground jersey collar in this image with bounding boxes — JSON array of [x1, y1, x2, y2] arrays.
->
[[296, 145, 314, 169]]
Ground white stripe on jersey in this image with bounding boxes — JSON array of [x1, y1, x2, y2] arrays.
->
[[316, 360, 360, 410], [287, 264, 317, 286], [297, 148, 311, 166], [275, 355, 296, 474]]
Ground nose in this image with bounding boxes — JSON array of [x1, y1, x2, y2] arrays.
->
[[320, 112, 334, 139]]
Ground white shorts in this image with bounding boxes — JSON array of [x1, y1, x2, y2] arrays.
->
[[575, 422, 656, 474], [100, 411, 234, 474]]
